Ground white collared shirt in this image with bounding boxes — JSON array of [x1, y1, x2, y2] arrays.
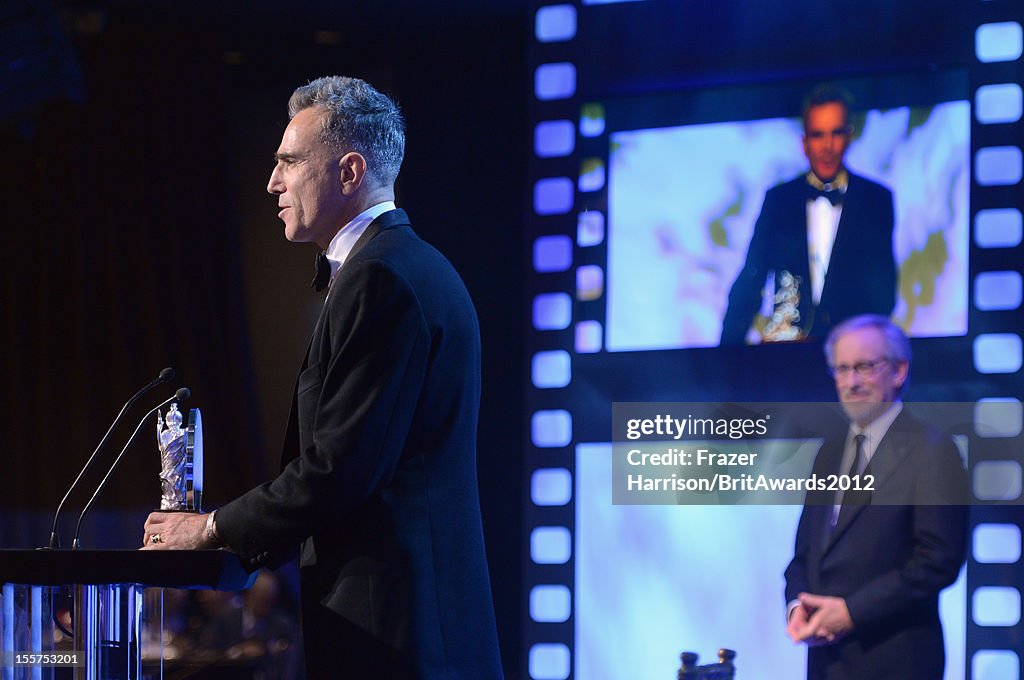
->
[[839, 401, 903, 472], [806, 198, 843, 305], [323, 201, 397, 287], [831, 401, 903, 524]]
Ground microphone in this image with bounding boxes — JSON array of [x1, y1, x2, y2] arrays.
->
[[48, 368, 176, 548], [71, 388, 191, 550]]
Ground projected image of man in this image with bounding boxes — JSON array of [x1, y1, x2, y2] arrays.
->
[[721, 86, 897, 344], [784, 314, 967, 680]]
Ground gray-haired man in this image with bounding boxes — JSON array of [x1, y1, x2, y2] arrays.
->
[[143, 76, 503, 678], [784, 314, 967, 680]]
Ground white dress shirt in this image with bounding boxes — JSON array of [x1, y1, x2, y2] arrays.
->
[[831, 401, 903, 525], [323, 201, 397, 290], [806, 197, 843, 305]]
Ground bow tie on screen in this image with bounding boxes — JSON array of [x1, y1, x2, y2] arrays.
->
[[806, 169, 848, 207], [808, 184, 844, 207], [311, 250, 331, 292]]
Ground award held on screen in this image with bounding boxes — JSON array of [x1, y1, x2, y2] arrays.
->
[[156, 403, 204, 511], [760, 270, 804, 343]]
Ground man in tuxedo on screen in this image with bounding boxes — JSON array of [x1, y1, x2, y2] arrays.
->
[[721, 86, 897, 344], [784, 314, 967, 680], [140, 76, 502, 679]]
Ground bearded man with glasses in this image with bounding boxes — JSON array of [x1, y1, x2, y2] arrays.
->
[[783, 314, 968, 680]]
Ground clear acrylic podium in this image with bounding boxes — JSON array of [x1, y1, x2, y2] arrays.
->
[[0, 549, 254, 680]]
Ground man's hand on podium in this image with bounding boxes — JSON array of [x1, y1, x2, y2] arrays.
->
[[141, 511, 217, 550]]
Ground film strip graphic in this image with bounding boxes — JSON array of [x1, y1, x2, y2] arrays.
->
[[966, 2, 1024, 678], [525, 1, 1023, 678], [524, 4, 581, 678]]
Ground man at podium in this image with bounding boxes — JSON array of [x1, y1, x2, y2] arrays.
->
[[141, 75, 502, 679]]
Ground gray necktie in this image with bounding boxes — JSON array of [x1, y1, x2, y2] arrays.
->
[[846, 433, 866, 478], [829, 434, 869, 537]]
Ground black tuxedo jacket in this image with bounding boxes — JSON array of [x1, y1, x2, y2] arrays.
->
[[721, 172, 896, 344], [217, 209, 503, 679], [784, 409, 968, 680]]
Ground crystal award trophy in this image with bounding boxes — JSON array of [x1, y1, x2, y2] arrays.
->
[[761, 270, 804, 342], [156, 403, 204, 511]]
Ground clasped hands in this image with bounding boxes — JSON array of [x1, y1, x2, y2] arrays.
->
[[787, 593, 853, 646]]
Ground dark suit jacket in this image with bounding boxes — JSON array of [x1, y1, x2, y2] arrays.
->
[[721, 172, 896, 344], [216, 209, 503, 679], [784, 408, 968, 680]]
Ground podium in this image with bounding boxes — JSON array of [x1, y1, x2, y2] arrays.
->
[[0, 550, 254, 680]]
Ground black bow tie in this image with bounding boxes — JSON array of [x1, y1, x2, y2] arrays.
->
[[311, 251, 331, 292], [809, 185, 844, 207]]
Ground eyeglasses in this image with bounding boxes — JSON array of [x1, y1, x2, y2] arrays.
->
[[829, 358, 890, 378]]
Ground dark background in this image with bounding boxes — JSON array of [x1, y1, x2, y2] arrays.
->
[[0, 0, 527, 673], [5, 0, 1023, 676]]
